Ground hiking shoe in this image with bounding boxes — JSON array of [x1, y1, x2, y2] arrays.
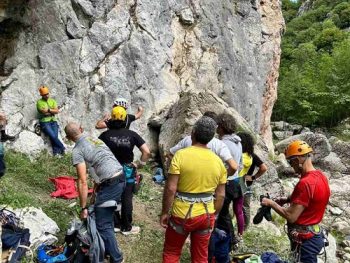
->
[[231, 235, 242, 250], [114, 227, 121, 233], [121, 226, 140, 236]]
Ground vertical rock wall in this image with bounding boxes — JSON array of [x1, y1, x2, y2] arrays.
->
[[0, 0, 284, 154]]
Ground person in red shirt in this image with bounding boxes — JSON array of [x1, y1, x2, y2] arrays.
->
[[261, 140, 330, 263]]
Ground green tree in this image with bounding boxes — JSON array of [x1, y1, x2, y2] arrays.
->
[[274, 0, 350, 127]]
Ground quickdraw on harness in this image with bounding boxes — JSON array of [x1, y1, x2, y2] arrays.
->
[[169, 192, 214, 235]]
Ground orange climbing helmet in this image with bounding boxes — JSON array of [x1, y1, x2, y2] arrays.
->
[[285, 140, 313, 159], [39, 85, 49, 96], [111, 106, 127, 121]]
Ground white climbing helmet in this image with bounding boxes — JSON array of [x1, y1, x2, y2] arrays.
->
[[113, 97, 128, 109]]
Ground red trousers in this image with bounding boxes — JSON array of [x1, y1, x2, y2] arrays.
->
[[162, 214, 215, 263]]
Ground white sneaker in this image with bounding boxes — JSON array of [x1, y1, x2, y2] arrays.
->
[[121, 226, 140, 236], [114, 227, 121, 233]]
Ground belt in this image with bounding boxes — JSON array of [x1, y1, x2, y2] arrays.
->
[[288, 224, 321, 233], [100, 171, 123, 185], [175, 192, 214, 204]]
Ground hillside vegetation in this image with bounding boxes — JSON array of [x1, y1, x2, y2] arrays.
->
[[273, 0, 350, 127]]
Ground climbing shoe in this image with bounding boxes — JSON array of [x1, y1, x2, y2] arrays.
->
[[0, 133, 15, 142], [253, 194, 272, 224]]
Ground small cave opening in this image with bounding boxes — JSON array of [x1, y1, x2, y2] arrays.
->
[[147, 120, 167, 180], [0, 18, 23, 77]]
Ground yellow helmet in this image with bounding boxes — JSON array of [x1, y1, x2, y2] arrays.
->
[[285, 140, 313, 159], [111, 106, 127, 121], [39, 85, 49, 96]]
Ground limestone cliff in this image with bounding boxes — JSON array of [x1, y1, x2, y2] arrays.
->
[[0, 0, 284, 154]]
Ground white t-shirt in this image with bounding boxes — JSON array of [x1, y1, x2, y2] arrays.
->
[[170, 135, 232, 162]]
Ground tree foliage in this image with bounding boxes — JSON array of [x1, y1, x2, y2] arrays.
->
[[273, 0, 350, 127]]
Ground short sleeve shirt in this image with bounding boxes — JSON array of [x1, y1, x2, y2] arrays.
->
[[36, 98, 58, 122], [72, 135, 123, 183], [99, 128, 145, 165], [169, 146, 227, 218], [290, 170, 330, 225], [238, 152, 253, 177]]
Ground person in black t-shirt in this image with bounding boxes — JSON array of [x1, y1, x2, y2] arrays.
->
[[243, 153, 267, 228], [95, 97, 144, 130], [99, 106, 150, 235]]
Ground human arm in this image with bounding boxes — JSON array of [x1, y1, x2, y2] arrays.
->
[[261, 198, 305, 224], [76, 162, 89, 219], [135, 106, 144, 120], [95, 113, 110, 129], [47, 107, 59, 114], [245, 154, 267, 182], [225, 158, 238, 177], [160, 174, 179, 228], [134, 143, 151, 168], [245, 163, 268, 182], [214, 184, 226, 215], [169, 136, 191, 155]]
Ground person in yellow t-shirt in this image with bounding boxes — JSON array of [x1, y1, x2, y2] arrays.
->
[[160, 116, 227, 263], [36, 86, 65, 156]]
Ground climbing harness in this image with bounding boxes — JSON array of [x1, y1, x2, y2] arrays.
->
[[169, 192, 214, 235], [286, 224, 328, 263]]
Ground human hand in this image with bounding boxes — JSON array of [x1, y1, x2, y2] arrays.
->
[[80, 208, 88, 220], [261, 197, 273, 207], [103, 113, 111, 121], [245, 175, 253, 182], [159, 214, 169, 228], [137, 106, 143, 112]]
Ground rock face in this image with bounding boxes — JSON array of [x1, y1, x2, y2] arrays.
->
[[0, 0, 284, 155], [275, 132, 331, 163]]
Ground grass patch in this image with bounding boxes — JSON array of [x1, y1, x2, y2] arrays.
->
[[0, 151, 78, 241], [236, 228, 290, 260]]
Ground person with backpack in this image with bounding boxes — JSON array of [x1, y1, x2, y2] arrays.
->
[[98, 106, 150, 235], [236, 132, 267, 229], [65, 122, 125, 263], [95, 97, 144, 130], [36, 86, 65, 156], [160, 117, 227, 262], [261, 141, 330, 263]]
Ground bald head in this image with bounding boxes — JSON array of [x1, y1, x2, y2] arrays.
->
[[65, 122, 83, 141]]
